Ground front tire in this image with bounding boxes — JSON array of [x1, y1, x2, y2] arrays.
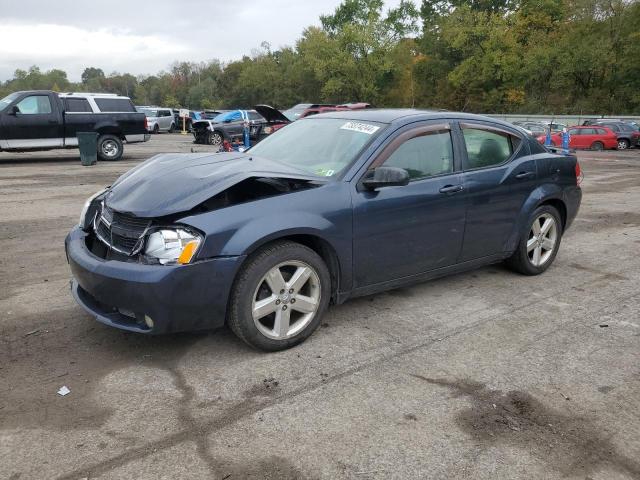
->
[[207, 131, 223, 146], [168, 123, 175, 133], [506, 205, 563, 276], [97, 134, 123, 161], [228, 241, 331, 351]]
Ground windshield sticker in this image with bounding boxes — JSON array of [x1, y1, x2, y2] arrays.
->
[[340, 121, 380, 135], [316, 168, 335, 176]]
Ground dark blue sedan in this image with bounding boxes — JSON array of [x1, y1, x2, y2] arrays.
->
[[66, 110, 582, 350]]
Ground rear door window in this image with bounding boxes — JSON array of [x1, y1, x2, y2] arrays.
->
[[94, 98, 136, 112], [461, 126, 521, 169], [63, 98, 92, 113]]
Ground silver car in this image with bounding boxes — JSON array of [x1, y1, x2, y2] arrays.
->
[[136, 106, 176, 133]]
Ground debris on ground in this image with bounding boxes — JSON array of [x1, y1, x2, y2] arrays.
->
[[263, 377, 279, 389], [57, 386, 71, 396]]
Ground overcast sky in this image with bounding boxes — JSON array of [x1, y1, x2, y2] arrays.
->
[[0, 0, 405, 81]]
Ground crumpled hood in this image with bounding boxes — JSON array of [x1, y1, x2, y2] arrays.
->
[[105, 152, 322, 218]]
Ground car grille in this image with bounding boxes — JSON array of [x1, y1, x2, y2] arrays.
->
[[94, 205, 151, 255]]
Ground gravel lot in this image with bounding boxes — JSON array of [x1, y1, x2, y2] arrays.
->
[[1, 134, 639, 480]]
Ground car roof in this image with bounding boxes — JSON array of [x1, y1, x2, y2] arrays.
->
[[309, 108, 523, 130]]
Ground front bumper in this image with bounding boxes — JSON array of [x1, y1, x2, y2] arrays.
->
[[65, 227, 244, 334]]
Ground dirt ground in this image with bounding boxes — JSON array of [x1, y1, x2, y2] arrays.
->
[[1, 134, 639, 480]]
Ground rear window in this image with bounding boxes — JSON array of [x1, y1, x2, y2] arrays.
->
[[63, 97, 92, 113], [596, 128, 607, 135], [94, 98, 136, 112]]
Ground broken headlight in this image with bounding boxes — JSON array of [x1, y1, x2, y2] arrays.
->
[[144, 229, 202, 265], [79, 188, 108, 230]]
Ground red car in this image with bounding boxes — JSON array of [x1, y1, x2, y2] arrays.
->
[[537, 126, 618, 150]]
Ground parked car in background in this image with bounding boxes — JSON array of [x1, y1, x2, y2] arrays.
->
[[283, 103, 336, 121], [545, 122, 567, 133], [192, 105, 289, 146], [282, 102, 372, 121], [172, 109, 194, 132], [536, 125, 618, 150], [589, 121, 639, 149], [513, 121, 547, 136], [0, 90, 149, 161], [337, 102, 372, 110], [298, 105, 348, 118], [67, 109, 582, 350], [137, 107, 176, 133]]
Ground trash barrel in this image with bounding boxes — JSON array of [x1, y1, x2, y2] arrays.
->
[[77, 132, 98, 166]]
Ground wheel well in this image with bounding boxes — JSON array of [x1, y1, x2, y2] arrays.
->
[[249, 235, 341, 303], [540, 199, 567, 230]]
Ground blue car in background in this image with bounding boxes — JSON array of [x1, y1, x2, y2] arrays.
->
[[192, 105, 290, 147], [66, 110, 582, 351]]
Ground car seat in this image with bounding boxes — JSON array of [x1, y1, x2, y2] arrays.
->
[[476, 138, 504, 168]]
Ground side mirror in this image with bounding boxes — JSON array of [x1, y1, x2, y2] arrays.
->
[[8, 105, 19, 115], [362, 166, 410, 190]]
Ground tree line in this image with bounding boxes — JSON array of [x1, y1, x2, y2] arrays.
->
[[1, 0, 638, 114]]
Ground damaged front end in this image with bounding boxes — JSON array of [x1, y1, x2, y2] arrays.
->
[[192, 120, 213, 144], [81, 173, 323, 264]]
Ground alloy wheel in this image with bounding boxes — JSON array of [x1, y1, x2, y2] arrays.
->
[[252, 261, 321, 340], [209, 132, 222, 146], [617, 140, 628, 150], [527, 213, 558, 267]]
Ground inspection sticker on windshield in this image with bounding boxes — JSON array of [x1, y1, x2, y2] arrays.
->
[[340, 121, 380, 135]]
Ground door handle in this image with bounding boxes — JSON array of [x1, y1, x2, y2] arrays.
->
[[515, 171, 535, 180], [48, 119, 58, 124], [439, 184, 464, 194]]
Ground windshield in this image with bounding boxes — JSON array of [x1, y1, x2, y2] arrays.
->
[[249, 118, 385, 177], [0, 92, 20, 112]]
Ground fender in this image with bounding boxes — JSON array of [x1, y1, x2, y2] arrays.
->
[[180, 182, 354, 292], [504, 183, 565, 253]]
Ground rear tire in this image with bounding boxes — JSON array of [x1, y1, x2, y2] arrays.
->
[[506, 205, 563, 276], [228, 241, 331, 351], [617, 139, 629, 150], [97, 134, 123, 161], [591, 141, 604, 151]]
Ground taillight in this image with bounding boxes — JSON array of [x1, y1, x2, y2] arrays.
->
[[575, 162, 583, 186], [144, 117, 148, 130]]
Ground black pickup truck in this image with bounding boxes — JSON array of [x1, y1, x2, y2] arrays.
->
[[0, 90, 150, 161]]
